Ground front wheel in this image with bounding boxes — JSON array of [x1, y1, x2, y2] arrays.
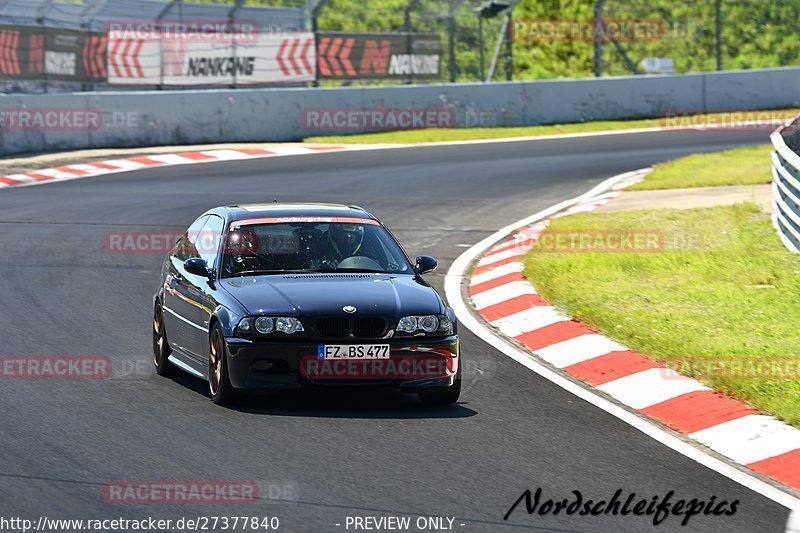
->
[[153, 303, 174, 376], [419, 377, 461, 406], [209, 323, 236, 405]]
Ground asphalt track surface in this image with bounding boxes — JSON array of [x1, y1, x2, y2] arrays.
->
[[0, 129, 790, 533]]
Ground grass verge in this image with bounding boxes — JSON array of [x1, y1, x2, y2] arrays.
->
[[629, 145, 774, 191], [302, 109, 799, 145], [523, 203, 800, 427]]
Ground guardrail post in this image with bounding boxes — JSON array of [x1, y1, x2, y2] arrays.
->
[[715, 0, 723, 71], [593, 0, 605, 77], [404, 0, 421, 85], [311, 0, 331, 87]]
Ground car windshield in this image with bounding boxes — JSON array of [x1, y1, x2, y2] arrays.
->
[[221, 219, 414, 277]]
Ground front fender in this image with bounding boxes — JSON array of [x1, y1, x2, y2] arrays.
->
[[212, 305, 243, 337]]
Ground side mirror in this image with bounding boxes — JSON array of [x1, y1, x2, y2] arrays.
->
[[184, 257, 211, 278], [416, 255, 438, 275]]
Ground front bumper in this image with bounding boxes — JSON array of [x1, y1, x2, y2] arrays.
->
[[225, 335, 459, 391]]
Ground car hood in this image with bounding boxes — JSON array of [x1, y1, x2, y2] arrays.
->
[[220, 273, 444, 317]]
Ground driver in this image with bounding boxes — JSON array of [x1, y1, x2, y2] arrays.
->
[[323, 224, 365, 265]]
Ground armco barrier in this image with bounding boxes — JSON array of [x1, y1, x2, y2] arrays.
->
[[2, 66, 800, 156], [771, 119, 800, 252]]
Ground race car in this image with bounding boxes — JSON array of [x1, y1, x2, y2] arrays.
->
[[152, 203, 460, 406]]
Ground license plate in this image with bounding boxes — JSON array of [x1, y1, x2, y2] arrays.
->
[[318, 344, 391, 360]]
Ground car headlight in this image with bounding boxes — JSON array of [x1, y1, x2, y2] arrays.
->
[[396, 315, 453, 336], [275, 317, 304, 334], [418, 315, 439, 333], [397, 316, 418, 333], [255, 317, 274, 334], [237, 316, 304, 335]]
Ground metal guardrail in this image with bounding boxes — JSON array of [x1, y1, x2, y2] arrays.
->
[[770, 120, 800, 253]]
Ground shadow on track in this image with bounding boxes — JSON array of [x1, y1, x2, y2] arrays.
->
[[164, 373, 477, 420]]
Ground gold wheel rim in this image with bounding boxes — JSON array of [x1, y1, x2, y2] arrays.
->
[[153, 307, 165, 366], [209, 331, 222, 395]]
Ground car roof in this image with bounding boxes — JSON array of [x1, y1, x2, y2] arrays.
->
[[214, 203, 378, 223]]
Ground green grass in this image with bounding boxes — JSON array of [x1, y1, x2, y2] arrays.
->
[[522, 203, 800, 427], [303, 109, 799, 145], [630, 145, 775, 191]]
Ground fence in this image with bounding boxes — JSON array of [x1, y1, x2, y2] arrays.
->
[[770, 119, 800, 253], [0, 0, 307, 92], [0, 1, 450, 91]]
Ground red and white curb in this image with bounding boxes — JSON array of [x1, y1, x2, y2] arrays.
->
[[0, 145, 359, 189], [445, 168, 800, 511]]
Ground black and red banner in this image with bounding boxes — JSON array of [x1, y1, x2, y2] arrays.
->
[[0, 24, 107, 82], [316, 32, 440, 81]]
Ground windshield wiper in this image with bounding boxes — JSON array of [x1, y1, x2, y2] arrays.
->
[[313, 268, 386, 274], [227, 269, 317, 277]]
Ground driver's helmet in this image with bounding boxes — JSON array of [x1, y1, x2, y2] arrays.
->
[[226, 228, 259, 257], [329, 223, 365, 257]]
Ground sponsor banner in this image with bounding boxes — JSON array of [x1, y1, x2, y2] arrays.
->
[[107, 30, 314, 85], [0, 24, 107, 82], [316, 32, 440, 81]]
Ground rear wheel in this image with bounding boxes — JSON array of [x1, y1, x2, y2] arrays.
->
[[153, 303, 173, 376], [209, 323, 236, 405]]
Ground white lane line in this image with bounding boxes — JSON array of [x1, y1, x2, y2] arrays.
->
[[596, 368, 709, 410], [470, 261, 524, 286], [690, 415, 800, 466], [445, 167, 800, 511], [535, 334, 627, 368], [471, 281, 536, 310], [491, 306, 570, 338]]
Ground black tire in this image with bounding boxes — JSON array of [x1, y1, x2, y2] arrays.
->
[[209, 323, 237, 405], [419, 377, 462, 406], [153, 302, 174, 377]]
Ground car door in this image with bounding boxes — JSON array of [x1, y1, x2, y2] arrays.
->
[[164, 215, 209, 360]]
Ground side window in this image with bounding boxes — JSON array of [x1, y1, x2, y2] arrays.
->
[[198, 215, 224, 268], [176, 215, 209, 261]]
